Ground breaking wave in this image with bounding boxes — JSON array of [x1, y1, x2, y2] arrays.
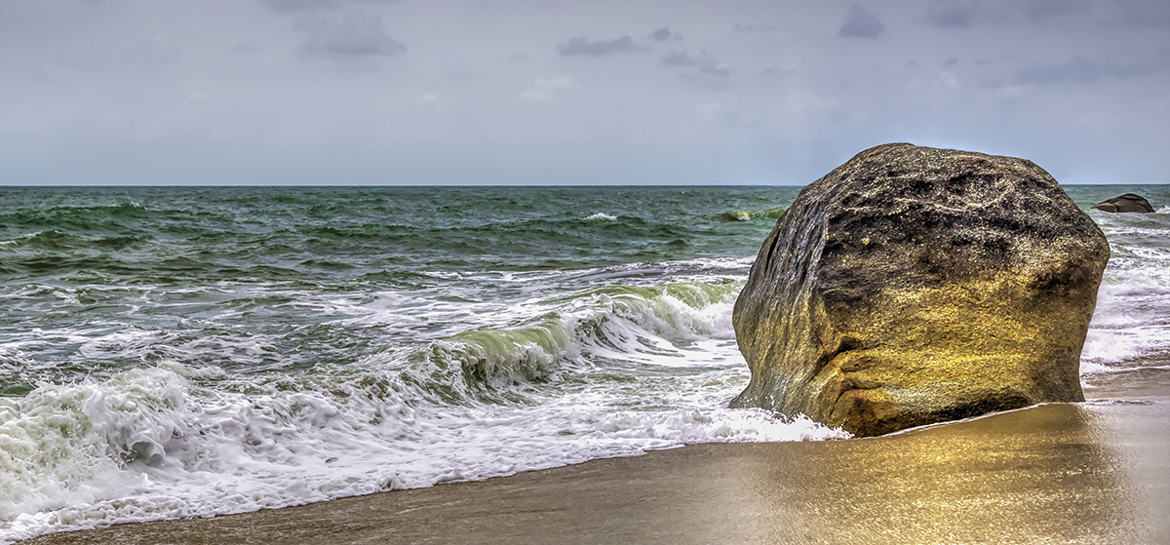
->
[[709, 207, 785, 222], [0, 278, 846, 542]]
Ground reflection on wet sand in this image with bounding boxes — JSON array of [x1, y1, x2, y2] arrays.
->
[[713, 402, 1160, 544], [25, 399, 1169, 545]]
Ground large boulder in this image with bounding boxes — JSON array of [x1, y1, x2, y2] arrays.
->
[[1091, 193, 1154, 213], [730, 143, 1110, 436]]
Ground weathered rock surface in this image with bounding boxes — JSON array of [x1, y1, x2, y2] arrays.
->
[[730, 143, 1110, 436], [1091, 193, 1155, 213]]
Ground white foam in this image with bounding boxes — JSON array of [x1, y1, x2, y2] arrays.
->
[[585, 212, 617, 221], [1081, 274, 1170, 370], [0, 279, 846, 543], [1078, 204, 1170, 373], [0, 360, 845, 543]]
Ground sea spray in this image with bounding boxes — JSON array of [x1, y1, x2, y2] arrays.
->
[[1081, 204, 1170, 370], [0, 275, 847, 542]]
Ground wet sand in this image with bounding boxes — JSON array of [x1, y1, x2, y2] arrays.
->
[[23, 374, 1170, 545]]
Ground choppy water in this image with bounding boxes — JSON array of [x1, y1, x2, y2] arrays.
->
[[1, 185, 1166, 542]]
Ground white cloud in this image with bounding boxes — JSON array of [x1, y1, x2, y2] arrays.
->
[[520, 75, 577, 102], [661, 50, 730, 77]]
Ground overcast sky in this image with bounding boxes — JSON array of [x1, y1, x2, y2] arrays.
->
[[1, 0, 1168, 185]]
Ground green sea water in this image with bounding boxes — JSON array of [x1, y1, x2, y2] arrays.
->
[[0, 184, 1167, 541]]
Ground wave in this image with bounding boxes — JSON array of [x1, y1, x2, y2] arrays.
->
[[1080, 203, 1170, 372], [0, 203, 148, 232], [287, 216, 692, 240], [709, 206, 784, 222], [0, 230, 147, 252], [0, 360, 843, 542], [0, 278, 845, 542], [402, 280, 743, 400]]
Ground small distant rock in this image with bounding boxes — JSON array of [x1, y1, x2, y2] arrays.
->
[[1091, 193, 1154, 213]]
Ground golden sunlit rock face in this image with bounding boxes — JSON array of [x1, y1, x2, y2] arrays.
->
[[731, 143, 1110, 437]]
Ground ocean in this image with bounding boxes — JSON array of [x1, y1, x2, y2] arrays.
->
[[1, 185, 1167, 542]]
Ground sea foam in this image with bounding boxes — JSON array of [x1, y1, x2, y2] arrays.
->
[[0, 274, 847, 543], [1081, 209, 1170, 371]]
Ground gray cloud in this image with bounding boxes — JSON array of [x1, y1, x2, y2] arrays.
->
[[1014, 55, 1158, 86], [299, 14, 406, 58], [260, 0, 399, 12], [924, 2, 975, 27], [924, 0, 1090, 28], [1020, 0, 1090, 22], [839, 5, 886, 39], [661, 50, 696, 67], [556, 35, 643, 56], [1114, 0, 1170, 26], [649, 27, 681, 42], [261, 0, 341, 12], [660, 50, 729, 77], [700, 65, 731, 77], [733, 24, 777, 33]]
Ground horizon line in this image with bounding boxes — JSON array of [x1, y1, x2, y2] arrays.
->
[[2, 182, 1167, 188]]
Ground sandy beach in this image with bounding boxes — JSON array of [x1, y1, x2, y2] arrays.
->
[[22, 369, 1169, 545]]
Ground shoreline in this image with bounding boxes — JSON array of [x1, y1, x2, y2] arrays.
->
[[20, 373, 1170, 545]]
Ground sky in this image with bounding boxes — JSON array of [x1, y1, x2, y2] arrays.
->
[[0, 0, 1168, 185]]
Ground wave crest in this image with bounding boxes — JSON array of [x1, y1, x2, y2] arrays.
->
[[709, 206, 784, 222], [399, 280, 743, 402], [0, 230, 147, 251]]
